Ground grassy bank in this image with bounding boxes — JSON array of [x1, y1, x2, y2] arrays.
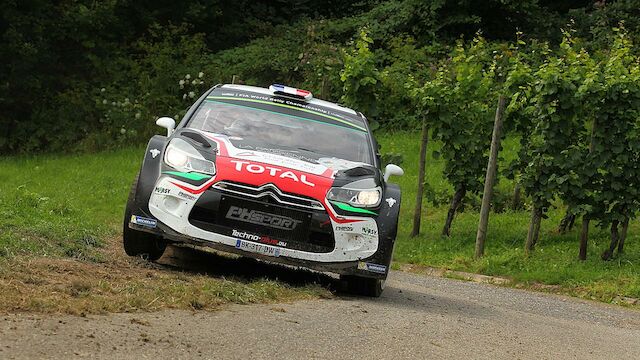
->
[[0, 148, 142, 260], [0, 148, 328, 314], [377, 131, 640, 303]]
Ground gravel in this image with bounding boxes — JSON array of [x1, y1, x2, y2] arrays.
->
[[2, 270, 639, 359]]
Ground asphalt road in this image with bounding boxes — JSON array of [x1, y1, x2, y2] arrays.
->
[[2, 265, 640, 360]]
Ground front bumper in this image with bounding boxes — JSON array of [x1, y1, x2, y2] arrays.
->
[[129, 220, 388, 279], [137, 176, 390, 278]]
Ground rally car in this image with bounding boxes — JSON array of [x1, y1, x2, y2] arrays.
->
[[123, 84, 404, 296]]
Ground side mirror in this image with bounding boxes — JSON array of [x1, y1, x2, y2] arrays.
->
[[156, 117, 176, 137], [384, 164, 404, 182]]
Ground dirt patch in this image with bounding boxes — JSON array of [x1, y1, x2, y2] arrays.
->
[[0, 237, 332, 315]]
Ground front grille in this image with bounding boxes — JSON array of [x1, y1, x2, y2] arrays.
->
[[211, 181, 324, 210], [188, 187, 334, 253]]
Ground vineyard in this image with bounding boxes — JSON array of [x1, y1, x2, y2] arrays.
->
[[340, 26, 640, 266]]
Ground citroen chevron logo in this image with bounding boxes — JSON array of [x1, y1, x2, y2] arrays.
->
[[385, 197, 397, 208]]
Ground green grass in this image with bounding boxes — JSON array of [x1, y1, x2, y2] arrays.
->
[[0, 148, 330, 314], [1, 134, 639, 305], [377, 131, 640, 303], [0, 148, 143, 260]]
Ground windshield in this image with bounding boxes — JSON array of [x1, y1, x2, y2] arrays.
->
[[187, 98, 372, 164]]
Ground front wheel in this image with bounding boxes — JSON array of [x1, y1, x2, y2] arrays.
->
[[123, 174, 166, 261], [342, 275, 386, 297]]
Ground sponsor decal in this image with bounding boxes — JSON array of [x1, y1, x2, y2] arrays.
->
[[235, 239, 281, 257], [247, 146, 319, 164], [236, 151, 257, 157], [177, 191, 197, 201], [385, 197, 397, 208], [154, 186, 170, 194], [230, 160, 316, 187], [130, 215, 157, 228], [149, 148, 160, 158], [361, 226, 378, 236], [226, 143, 325, 174], [357, 262, 387, 274], [226, 206, 302, 230], [232, 229, 287, 247], [334, 225, 354, 232], [207, 94, 367, 132]]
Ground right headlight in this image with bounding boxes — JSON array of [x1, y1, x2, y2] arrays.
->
[[164, 138, 216, 175]]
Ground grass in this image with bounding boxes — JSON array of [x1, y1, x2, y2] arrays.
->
[[1, 134, 639, 310], [0, 240, 327, 315], [0, 148, 329, 314], [0, 148, 142, 260], [377, 131, 640, 304]]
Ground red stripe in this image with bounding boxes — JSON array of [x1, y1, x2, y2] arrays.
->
[[169, 178, 217, 194]]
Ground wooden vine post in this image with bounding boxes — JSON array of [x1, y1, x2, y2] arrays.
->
[[475, 95, 506, 259], [410, 120, 429, 237]]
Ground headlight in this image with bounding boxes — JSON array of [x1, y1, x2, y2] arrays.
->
[[327, 187, 381, 207], [164, 138, 216, 175]]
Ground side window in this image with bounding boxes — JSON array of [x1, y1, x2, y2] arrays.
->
[[371, 135, 382, 168]]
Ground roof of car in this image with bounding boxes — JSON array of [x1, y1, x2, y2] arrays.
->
[[219, 84, 360, 117]]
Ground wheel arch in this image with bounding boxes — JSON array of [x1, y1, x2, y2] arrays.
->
[[133, 135, 169, 215]]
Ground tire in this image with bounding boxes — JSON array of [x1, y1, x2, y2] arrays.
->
[[123, 174, 166, 261], [342, 275, 386, 297]]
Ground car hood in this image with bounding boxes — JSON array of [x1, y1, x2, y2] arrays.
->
[[201, 133, 381, 201]]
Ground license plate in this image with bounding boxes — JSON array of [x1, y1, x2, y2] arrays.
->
[[235, 239, 281, 257]]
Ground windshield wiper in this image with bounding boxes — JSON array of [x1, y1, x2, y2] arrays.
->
[[294, 147, 317, 153]]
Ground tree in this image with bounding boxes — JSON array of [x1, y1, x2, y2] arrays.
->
[[340, 28, 380, 126]]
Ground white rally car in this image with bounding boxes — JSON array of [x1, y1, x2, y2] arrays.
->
[[123, 84, 403, 296]]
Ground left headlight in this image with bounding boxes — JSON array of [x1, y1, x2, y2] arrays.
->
[[164, 138, 216, 175], [326, 186, 381, 208]]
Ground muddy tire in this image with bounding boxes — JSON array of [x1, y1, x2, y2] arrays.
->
[[122, 174, 166, 261], [342, 275, 385, 297]]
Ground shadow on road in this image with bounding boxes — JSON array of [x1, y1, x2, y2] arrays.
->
[[374, 282, 495, 318], [157, 244, 340, 292], [154, 244, 495, 319]]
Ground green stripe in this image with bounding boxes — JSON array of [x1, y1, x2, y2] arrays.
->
[[331, 201, 377, 215], [206, 96, 366, 132], [163, 171, 211, 181]]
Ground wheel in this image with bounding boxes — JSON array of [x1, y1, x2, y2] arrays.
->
[[123, 174, 166, 261], [342, 275, 386, 297]]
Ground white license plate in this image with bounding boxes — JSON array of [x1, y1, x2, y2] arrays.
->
[[235, 239, 281, 257]]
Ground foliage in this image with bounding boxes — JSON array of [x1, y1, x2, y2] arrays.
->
[[408, 35, 498, 234], [340, 29, 380, 127], [571, 0, 640, 50], [583, 28, 640, 228], [2, 0, 625, 154], [436, 36, 496, 196], [521, 30, 594, 214]]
